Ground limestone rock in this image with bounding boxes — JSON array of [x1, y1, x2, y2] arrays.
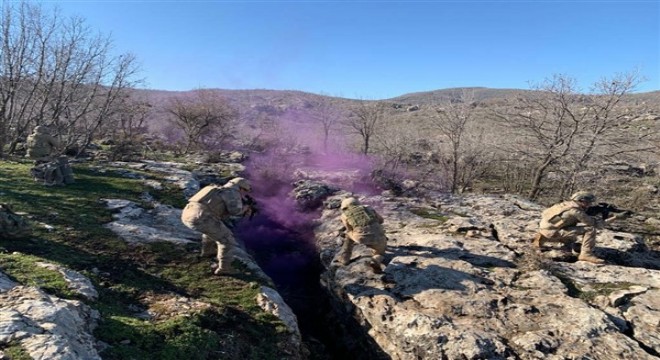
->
[[0, 281, 101, 360], [315, 193, 660, 359], [35, 262, 98, 301]]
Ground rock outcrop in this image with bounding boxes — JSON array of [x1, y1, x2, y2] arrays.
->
[[0, 272, 102, 360], [314, 192, 660, 359]]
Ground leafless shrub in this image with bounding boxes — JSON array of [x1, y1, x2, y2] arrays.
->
[[343, 100, 386, 155], [165, 89, 237, 153], [491, 72, 655, 200]]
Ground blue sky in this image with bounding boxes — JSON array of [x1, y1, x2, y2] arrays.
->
[[40, 0, 660, 99]]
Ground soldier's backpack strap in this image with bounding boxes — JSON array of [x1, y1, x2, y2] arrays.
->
[[188, 185, 221, 204]]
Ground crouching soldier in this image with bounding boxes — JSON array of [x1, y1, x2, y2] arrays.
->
[[26, 126, 74, 185], [534, 191, 622, 264], [335, 197, 387, 273], [181, 177, 253, 275]]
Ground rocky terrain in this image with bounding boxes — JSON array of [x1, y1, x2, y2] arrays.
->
[[311, 189, 659, 359], [2, 154, 658, 359]]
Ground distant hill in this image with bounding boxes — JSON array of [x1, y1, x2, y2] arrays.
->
[[130, 87, 660, 132], [389, 87, 535, 104], [134, 86, 660, 107]]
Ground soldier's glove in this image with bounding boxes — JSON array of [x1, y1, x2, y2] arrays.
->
[[612, 212, 632, 220], [243, 195, 259, 220]]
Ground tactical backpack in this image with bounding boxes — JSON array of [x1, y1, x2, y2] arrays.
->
[[188, 185, 242, 217], [30, 161, 64, 186], [344, 205, 377, 228], [541, 201, 579, 225], [0, 204, 31, 239]]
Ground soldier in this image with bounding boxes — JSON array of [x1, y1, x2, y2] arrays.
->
[[0, 204, 31, 239], [534, 191, 622, 264], [25, 126, 74, 185], [181, 177, 253, 275], [335, 197, 387, 273], [26, 126, 60, 161]]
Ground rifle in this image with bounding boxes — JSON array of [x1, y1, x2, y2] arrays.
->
[[243, 194, 259, 220], [586, 202, 633, 220]]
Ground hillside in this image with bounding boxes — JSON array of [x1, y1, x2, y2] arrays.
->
[[133, 86, 660, 111], [2, 84, 659, 359]]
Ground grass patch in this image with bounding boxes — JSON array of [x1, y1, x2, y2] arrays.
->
[[554, 274, 584, 299], [579, 282, 639, 302], [149, 181, 188, 209], [409, 207, 449, 222], [554, 273, 637, 302], [1, 342, 32, 360], [0, 252, 78, 299]]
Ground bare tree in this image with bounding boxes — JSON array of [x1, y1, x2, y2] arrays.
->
[[0, 1, 141, 157], [558, 71, 655, 195], [166, 89, 237, 153], [308, 96, 341, 153], [344, 100, 385, 155], [493, 72, 653, 200], [430, 89, 483, 193], [374, 120, 423, 172], [100, 95, 152, 141], [0, 2, 56, 155], [121, 98, 152, 141]]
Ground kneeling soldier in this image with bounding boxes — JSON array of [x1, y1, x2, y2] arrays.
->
[[535, 191, 622, 264]]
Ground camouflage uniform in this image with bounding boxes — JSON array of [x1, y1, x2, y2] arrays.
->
[[337, 197, 387, 273], [26, 126, 74, 185], [0, 204, 31, 239], [26, 126, 59, 160], [181, 178, 250, 275], [536, 191, 604, 264]]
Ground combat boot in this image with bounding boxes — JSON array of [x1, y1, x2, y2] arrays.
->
[[532, 233, 546, 248], [578, 253, 605, 264], [578, 230, 602, 264], [200, 238, 216, 258]]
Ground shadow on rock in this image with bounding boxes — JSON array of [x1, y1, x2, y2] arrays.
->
[[598, 248, 660, 270], [388, 244, 516, 268]]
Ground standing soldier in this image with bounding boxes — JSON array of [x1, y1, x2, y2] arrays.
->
[[181, 177, 253, 275], [535, 191, 622, 264], [336, 197, 387, 273]]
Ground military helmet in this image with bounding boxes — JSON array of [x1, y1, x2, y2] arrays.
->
[[33, 126, 47, 134], [570, 191, 596, 204], [227, 177, 251, 192], [340, 197, 359, 210]]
